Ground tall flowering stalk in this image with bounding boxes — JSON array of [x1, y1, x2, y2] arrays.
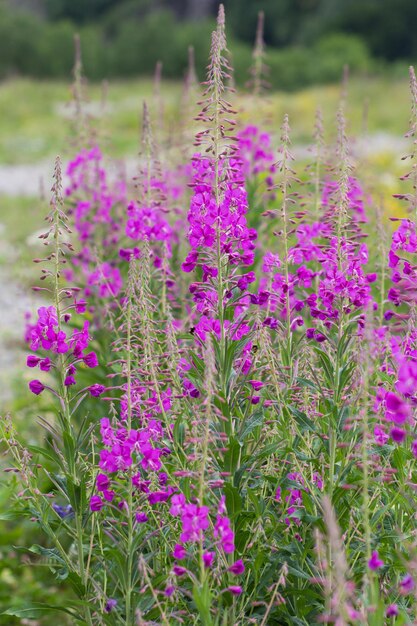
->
[[1, 158, 104, 625], [247, 11, 269, 97], [194, 5, 233, 361]]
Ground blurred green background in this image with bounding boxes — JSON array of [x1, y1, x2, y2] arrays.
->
[[1, 0, 416, 89]]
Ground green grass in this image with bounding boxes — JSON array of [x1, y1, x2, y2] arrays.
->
[[0, 75, 411, 165], [0, 194, 44, 283]]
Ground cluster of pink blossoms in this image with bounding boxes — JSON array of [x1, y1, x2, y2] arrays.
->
[[236, 124, 276, 186], [182, 154, 257, 272], [85, 261, 123, 298], [387, 218, 417, 307], [120, 165, 187, 265], [322, 177, 369, 224], [169, 494, 243, 587], [310, 237, 376, 322], [26, 305, 102, 396], [306, 178, 376, 324], [64, 146, 126, 303], [372, 218, 417, 451], [124, 200, 173, 259], [90, 415, 172, 512], [276, 472, 323, 529], [91, 378, 173, 512], [65, 146, 127, 242], [253, 177, 375, 340]]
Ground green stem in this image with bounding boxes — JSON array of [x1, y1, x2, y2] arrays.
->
[[125, 295, 135, 626]]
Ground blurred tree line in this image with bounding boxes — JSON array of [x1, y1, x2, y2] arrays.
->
[[0, 0, 416, 89]]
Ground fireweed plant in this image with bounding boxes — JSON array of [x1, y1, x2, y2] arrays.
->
[[4, 7, 417, 625]]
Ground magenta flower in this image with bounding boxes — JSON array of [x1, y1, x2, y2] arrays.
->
[[39, 358, 51, 372], [228, 559, 245, 575], [172, 565, 187, 577], [89, 384, 106, 397], [83, 351, 98, 368], [164, 585, 175, 597], [27, 355, 40, 368], [169, 494, 186, 516], [214, 514, 235, 553], [386, 604, 398, 617], [227, 585, 243, 596], [368, 550, 384, 570], [87, 263, 122, 298], [90, 495, 103, 512], [385, 391, 410, 424], [374, 426, 389, 446], [104, 599, 117, 613], [180, 504, 210, 543], [96, 473, 110, 491], [390, 427, 406, 443], [400, 573, 414, 594], [29, 379, 45, 395], [203, 551, 215, 568], [29, 306, 69, 354], [173, 544, 187, 560]]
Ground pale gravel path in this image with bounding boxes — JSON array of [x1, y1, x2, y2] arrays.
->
[[0, 133, 407, 197], [0, 225, 36, 406]]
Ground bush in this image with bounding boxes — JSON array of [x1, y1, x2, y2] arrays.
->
[[110, 10, 179, 77], [312, 33, 372, 82], [36, 21, 75, 78], [0, 8, 44, 78], [268, 47, 314, 91], [0, 6, 378, 89]]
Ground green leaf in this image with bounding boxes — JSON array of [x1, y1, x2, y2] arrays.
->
[[286, 405, 316, 432], [192, 581, 213, 626], [223, 482, 242, 516], [28, 444, 60, 465], [3, 603, 83, 620], [223, 437, 242, 474], [238, 410, 264, 442], [15, 544, 67, 566], [173, 415, 186, 446]]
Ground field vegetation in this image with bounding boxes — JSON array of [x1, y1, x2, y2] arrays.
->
[[1, 5, 417, 625]]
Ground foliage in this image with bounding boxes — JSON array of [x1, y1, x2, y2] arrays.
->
[[0, 0, 414, 88]]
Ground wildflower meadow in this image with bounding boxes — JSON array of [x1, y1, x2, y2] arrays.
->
[[3, 6, 417, 625]]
